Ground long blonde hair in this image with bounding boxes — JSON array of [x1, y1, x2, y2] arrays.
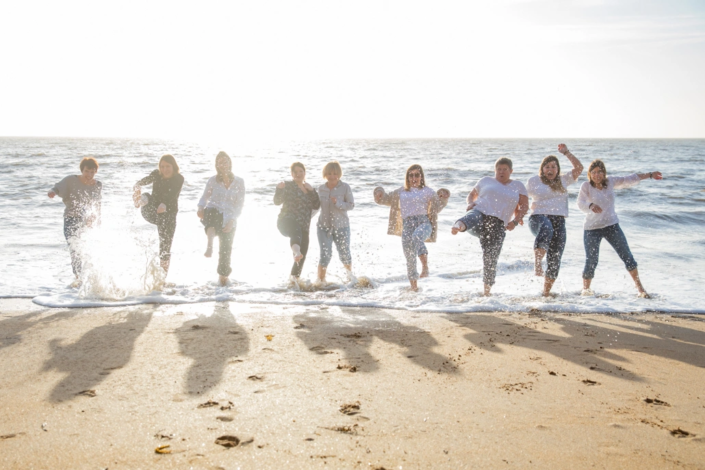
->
[[539, 155, 565, 193]]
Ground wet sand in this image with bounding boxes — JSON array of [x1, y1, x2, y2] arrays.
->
[[1, 298, 704, 469]]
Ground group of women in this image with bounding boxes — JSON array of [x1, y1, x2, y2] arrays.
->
[[48, 145, 662, 298]]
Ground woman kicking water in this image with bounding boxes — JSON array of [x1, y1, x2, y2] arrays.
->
[[197, 151, 245, 286], [374, 164, 450, 291], [48, 157, 102, 285], [133, 154, 184, 274], [316, 161, 355, 284], [577, 159, 662, 298], [274, 162, 320, 281], [526, 144, 583, 296], [451, 157, 528, 296]]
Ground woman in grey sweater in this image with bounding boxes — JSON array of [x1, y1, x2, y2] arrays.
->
[[316, 161, 355, 284], [47, 157, 102, 283]]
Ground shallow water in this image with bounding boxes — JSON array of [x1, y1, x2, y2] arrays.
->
[[2, 137, 704, 313]]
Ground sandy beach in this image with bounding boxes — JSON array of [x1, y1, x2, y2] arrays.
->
[[1, 298, 704, 469]]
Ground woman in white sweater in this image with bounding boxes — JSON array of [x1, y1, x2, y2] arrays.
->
[[577, 159, 662, 298]]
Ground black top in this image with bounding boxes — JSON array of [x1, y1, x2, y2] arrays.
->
[[137, 170, 184, 215], [273, 181, 320, 227]]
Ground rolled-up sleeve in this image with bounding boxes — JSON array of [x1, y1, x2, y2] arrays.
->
[[612, 174, 640, 190]]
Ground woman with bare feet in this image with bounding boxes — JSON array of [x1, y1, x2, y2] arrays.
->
[[274, 162, 320, 281], [526, 144, 583, 296], [374, 164, 450, 291], [316, 161, 355, 284], [577, 160, 662, 298], [48, 157, 102, 284], [451, 157, 528, 296], [133, 154, 184, 275], [197, 151, 245, 286]]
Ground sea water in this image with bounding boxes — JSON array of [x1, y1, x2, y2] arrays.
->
[[1, 137, 703, 313]]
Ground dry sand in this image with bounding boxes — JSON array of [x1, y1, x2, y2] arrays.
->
[[1, 298, 704, 469]]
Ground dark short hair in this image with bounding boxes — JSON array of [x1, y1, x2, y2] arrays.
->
[[159, 154, 180, 174], [80, 157, 99, 171], [291, 161, 305, 174], [495, 157, 513, 170]]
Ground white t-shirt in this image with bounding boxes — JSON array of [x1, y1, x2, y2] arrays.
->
[[576, 174, 640, 230], [527, 173, 578, 217], [472, 176, 528, 224], [399, 186, 435, 219]]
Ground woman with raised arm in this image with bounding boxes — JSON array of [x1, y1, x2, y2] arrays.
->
[[527, 144, 583, 296], [274, 162, 321, 281], [451, 157, 528, 296], [47, 157, 102, 284], [577, 160, 662, 298], [133, 154, 184, 274], [197, 151, 245, 286], [374, 164, 450, 291], [316, 161, 355, 284]]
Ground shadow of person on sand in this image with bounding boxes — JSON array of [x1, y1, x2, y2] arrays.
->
[[175, 302, 249, 395], [293, 307, 457, 374], [43, 308, 154, 402], [0, 309, 74, 350], [444, 313, 705, 382]]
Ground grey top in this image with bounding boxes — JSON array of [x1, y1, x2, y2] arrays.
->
[[52, 175, 102, 218], [317, 181, 354, 229]]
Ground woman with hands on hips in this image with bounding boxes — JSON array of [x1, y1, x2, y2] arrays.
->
[[451, 157, 529, 297], [577, 159, 662, 298]]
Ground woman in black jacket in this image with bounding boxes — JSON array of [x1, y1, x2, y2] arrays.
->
[[133, 154, 184, 274]]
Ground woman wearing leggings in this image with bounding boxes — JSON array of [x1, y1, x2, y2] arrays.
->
[[133, 154, 184, 274], [451, 157, 529, 296], [577, 159, 662, 298], [197, 151, 245, 286], [374, 164, 450, 291], [527, 144, 583, 296], [274, 162, 320, 280]]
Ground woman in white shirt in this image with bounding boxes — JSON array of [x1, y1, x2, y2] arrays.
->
[[576, 159, 662, 298], [451, 157, 529, 296], [527, 144, 583, 296], [374, 164, 450, 291], [197, 152, 246, 286]]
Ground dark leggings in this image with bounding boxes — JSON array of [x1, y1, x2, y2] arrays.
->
[[529, 214, 567, 280], [456, 209, 506, 286], [141, 192, 177, 262], [277, 217, 310, 278], [63, 216, 85, 277], [201, 208, 235, 277]]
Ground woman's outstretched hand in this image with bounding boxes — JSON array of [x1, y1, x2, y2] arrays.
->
[[558, 143, 569, 155], [157, 203, 167, 214], [374, 188, 383, 203], [197, 208, 204, 219], [47, 191, 56, 199], [651, 171, 663, 180], [437, 189, 450, 199], [591, 204, 603, 214]]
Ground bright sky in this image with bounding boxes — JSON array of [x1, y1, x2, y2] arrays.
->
[[1, 0, 704, 139]]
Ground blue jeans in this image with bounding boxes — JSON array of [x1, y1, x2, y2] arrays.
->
[[317, 225, 352, 267], [64, 216, 85, 277], [402, 215, 432, 280], [529, 214, 566, 280], [582, 223, 637, 279], [456, 209, 506, 286]]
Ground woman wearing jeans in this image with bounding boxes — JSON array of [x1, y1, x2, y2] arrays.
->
[[197, 151, 245, 286], [274, 162, 321, 281], [451, 157, 529, 296], [374, 164, 450, 291], [527, 144, 583, 296], [577, 159, 662, 298], [316, 161, 355, 284]]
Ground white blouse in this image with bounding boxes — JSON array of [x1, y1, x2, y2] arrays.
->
[[576, 174, 640, 230], [197, 175, 246, 225], [527, 173, 578, 217], [471, 177, 528, 225]]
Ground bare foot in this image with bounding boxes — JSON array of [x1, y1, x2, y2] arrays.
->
[[294, 253, 304, 263], [638, 291, 651, 299], [219, 275, 228, 286], [409, 279, 418, 291], [451, 221, 466, 235], [204, 245, 213, 258]]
